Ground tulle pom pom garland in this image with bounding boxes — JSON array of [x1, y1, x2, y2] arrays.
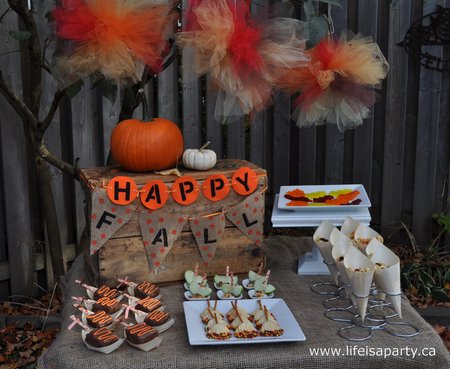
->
[[53, 0, 174, 83], [176, 0, 309, 122], [276, 34, 389, 131]]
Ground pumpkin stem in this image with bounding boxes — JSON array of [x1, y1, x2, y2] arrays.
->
[[137, 88, 152, 122], [199, 141, 211, 152]]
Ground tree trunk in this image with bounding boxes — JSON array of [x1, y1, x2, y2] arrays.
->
[[22, 122, 65, 279], [34, 154, 65, 278]]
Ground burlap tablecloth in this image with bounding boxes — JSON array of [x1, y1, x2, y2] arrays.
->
[[38, 236, 450, 369]]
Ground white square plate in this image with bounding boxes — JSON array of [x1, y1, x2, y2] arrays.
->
[[183, 298, 306, 345], [278, 184, 371, 211]]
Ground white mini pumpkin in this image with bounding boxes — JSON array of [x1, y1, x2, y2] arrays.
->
[[182, 142, 217, 171]]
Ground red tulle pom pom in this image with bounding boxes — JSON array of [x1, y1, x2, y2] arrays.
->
[[53, 0, 96, 42], [229, 10, 264, 78]]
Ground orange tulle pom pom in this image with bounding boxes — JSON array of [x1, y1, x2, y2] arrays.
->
[[53, 0, 174, 82], [177, 0, 309, 122], [277, 34, 389, 131]]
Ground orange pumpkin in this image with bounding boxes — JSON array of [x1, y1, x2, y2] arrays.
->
[[110, 118, 184, 172]]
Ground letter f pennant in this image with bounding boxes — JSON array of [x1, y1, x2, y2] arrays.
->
[[90, 189, 134, 255]]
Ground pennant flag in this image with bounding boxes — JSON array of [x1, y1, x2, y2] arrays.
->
[[139, 209, 187, 271], [190, 213, 226, 265], [90, 189, 134, 255], [226, 191, 264, 246]]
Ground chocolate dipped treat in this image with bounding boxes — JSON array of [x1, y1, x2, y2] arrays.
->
[[135, 297, 162, 313], [134, 281, 160, 299], [93, 297, 122, 314], [125, 323, 159, 345], [94, 285, 121, 300], [85, 327, 119, 347], [144, 310, 170, 327], [86, 310, 113, 329]]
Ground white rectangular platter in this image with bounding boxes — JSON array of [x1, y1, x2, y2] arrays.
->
[[183, 298, 306, 345], [278, 184, 371, 211]]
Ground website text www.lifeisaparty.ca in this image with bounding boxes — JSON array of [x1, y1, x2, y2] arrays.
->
[[309, 345, 436, 359]]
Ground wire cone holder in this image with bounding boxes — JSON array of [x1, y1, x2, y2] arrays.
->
[[310, 277, 420, 341]]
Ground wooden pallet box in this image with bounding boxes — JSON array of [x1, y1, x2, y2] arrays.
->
[[79, 159, 266, 285]]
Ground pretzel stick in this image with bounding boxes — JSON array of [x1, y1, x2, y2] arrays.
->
[[232, 301, 243, 322], [264, 306, 269, 320]]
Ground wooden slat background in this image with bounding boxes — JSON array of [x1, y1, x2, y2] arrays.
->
[[0, 0, 449, 297]]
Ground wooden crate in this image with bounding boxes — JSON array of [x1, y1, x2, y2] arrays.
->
[[79, 159, 266, 285]]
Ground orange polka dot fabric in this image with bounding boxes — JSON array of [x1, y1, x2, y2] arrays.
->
[[90, 189, 134, 255], [189, 212, 226, 265], [138, 209, 187, 271], [226, 191, 264, 247]]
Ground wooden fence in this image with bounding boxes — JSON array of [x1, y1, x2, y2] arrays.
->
[[0, 0, 449, 298]]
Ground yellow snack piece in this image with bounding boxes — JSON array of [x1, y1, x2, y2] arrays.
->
[[305, 191, 327, 199], [329, 189, 352, 197]]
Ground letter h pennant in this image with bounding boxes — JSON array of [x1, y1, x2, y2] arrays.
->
[[226, 191, 264, 246], [90, 189, 134, 255], [139, 209, 187, 271], [189, 212, 226, 265]]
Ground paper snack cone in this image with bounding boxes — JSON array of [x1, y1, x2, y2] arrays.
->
[[340, 217, 361, 240], [331, 232, 357, 305], [354, 223, 383, 253], [366, 239, 402, 318], [344, 246, 375, 321], [330, 228, 353, 248], [313, 221, 339, 284]]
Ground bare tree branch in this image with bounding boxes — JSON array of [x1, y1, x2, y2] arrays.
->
[[8, 0, 42, 115], [0, 71, 38, 127], [37, 142, 77, 178], [39, 89, 65, 136]]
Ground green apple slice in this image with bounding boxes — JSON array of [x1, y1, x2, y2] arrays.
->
[[248, 270, 266, 283], [254, 280, 276, 294], [189, 282, 212, 297], [184, 270, 203, 284], [214, 275, 238, 285]]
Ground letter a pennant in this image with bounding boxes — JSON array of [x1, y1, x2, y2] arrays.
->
[[139, 209, 187, 271], [190, 213, 226, 265], [226, 192, 264, 246], [90, 189, 134, 255]]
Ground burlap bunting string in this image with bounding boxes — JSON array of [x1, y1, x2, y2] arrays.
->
[[226, 191, 264, 246], [138, 210, 187, 271], [88, 187, 266, 259], [189, 213, 226, 265], [89, 189, 134, 255]]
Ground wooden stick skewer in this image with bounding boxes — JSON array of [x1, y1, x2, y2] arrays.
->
[[75, 280, 96, 292]]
